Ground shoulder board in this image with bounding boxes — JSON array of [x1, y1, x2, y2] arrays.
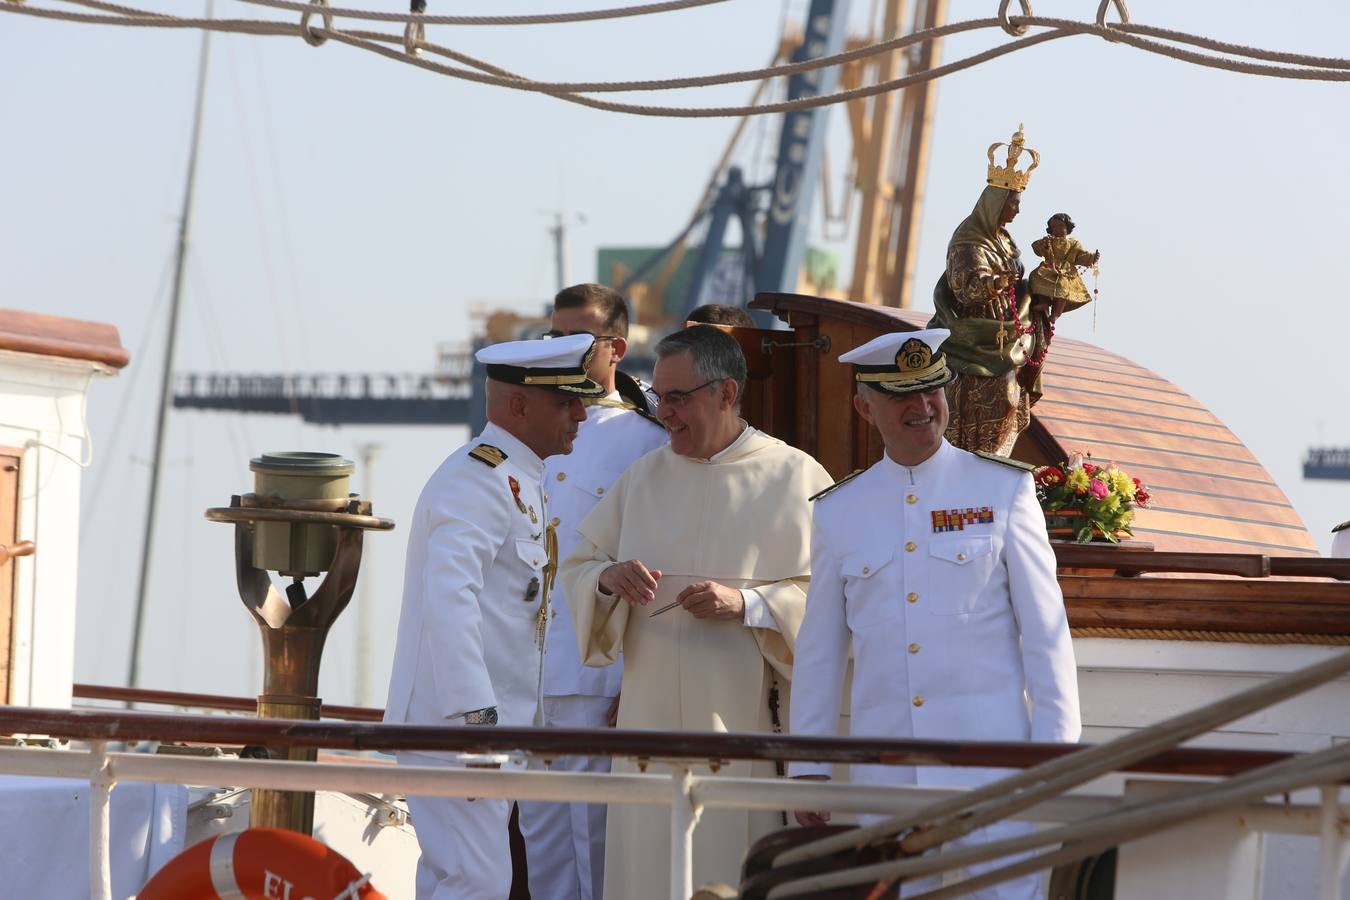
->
[[974, 451, 1037, 473], [469, 444, 507, 468], [809, 469, 864, 502], [1333, 520, 1350, 534], [584, 397, 636, 411]]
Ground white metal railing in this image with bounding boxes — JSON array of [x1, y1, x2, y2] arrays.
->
[[0, 743, 1344, 900]]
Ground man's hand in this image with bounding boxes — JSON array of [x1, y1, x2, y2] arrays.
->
[[607, 694, 620, 728], [598, 560, 662, 606], [677, 581, 744, 620], [791, 774, 831, 827]]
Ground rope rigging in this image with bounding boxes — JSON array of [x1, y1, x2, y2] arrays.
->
[[4, 0, 1348, 119]]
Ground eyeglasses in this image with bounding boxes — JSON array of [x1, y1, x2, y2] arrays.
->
[[652, 379, 722, 409], [543, 329, 619, 342]]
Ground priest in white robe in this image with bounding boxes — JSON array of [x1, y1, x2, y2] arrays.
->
[[561, 324, 834, 898]]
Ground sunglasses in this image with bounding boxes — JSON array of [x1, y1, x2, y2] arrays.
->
[[543, 329, 619, 342]]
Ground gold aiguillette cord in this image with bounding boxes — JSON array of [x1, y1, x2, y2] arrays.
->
[[536, 524, 558, 649]]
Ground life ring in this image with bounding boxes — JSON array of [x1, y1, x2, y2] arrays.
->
[[138, 827, 387, 899]]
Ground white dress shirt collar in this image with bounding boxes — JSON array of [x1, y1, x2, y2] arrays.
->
[[880, 437, 954, 485]]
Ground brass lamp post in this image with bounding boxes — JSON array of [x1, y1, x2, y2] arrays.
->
[[206, 452, 394, 833]]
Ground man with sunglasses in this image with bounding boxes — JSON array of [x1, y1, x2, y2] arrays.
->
[[519, 284, 668, 900], [560, 325, 833, 898]]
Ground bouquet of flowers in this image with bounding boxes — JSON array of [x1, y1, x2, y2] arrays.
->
[[1033, 452, 1150, 543]]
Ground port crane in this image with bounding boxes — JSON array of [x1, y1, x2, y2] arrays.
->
[[173, 0, 946, 427]]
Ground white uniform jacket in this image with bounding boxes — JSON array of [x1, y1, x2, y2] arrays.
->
[[384, 422, 551, 731], [542, 394, 667, 699], [789, 439, 1080, 789]]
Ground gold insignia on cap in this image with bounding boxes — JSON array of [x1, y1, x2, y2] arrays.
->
[[897, 338, 933, 373]]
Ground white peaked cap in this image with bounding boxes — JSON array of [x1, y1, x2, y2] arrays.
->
[[475, 333, 605, 396]]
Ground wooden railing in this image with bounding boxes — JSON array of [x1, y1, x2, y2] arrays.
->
[[1052, 545, 1350, 581], [0, 704, 1295, 778]]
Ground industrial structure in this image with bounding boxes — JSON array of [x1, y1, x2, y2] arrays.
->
[[172, 0, 948, 427]]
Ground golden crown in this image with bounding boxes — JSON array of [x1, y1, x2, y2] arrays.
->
[[987, 124, 1039, 192]]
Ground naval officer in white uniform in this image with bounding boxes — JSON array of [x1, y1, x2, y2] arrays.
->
[[519, 285, 667, 900], [384, 333, 603, 900], [789, 328, 1080, 899]]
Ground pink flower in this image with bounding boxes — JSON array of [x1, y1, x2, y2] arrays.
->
[[1088, 478, 1109, 500]]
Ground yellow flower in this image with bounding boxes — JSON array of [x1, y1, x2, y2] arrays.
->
[[1066, 468, 1090, 494], [1103, 493, 1121, 513], [1108, 468, 1133, 497]]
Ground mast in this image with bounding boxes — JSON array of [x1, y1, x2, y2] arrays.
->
[[127, 2, 213, 689]]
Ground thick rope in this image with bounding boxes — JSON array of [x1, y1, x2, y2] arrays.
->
[[60, 1, 1350, 91], [1071, 626, 1350, 646], [325, 25, 1075, 118], [5, 3, 1349, 121], [235, 0, 731, 27]]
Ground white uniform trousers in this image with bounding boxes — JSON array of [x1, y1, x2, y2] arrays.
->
[[896, 820, 1039, 900], [398, 751, 512, 900], [518, 695, 614, 900]]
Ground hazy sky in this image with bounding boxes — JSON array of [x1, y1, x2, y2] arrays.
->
[[3, 0, 1348, 704]]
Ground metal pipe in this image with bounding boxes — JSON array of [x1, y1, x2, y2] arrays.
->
[[775, 647, 1350, 867], [904, 756, 1350, 900], [769, 743, 1350, 898], [0, 746, 1159, 825], [88, 741, 112, 900], [670, 767, 698, 900], [1319, 785, 1349, 900], [0, 742, 1328, 900]]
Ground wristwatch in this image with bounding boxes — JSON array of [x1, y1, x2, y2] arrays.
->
[[462, 707, 498, 726]]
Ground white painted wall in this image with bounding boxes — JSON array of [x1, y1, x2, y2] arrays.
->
[[0, 348, 115, 709], [1076, 638, 1350, 898]]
